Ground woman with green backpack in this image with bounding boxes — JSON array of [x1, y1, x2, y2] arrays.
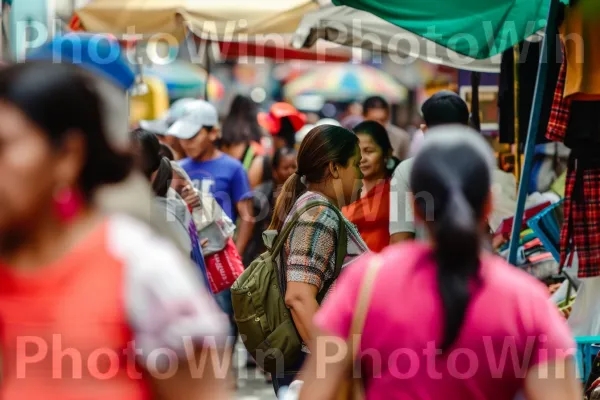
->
[[266, 124, 369, 394], [232, 125, 368, 395]]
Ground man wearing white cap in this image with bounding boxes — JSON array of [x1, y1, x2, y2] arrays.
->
[[166, 99, 254, 255], [140, 98, 197, 160]]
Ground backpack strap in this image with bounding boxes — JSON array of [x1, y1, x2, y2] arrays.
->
[[269, 200, 349, 301]]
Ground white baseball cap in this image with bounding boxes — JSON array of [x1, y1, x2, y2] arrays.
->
[[166, 100, 219, 140], [139, 98, 197, 135]]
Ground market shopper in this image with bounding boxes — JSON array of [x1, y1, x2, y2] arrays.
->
[[221, 94, 267, 188], [343, 121, 398, 252], [268, 125, 368, 394], [166, 99, 253, 363], [131, 128, 205, 266], [299, 126, 580, 400], [363, 96, 411, 161], [258, 102, 306, 150], [389, 90, 470, 244], [0, 62, 229, 400], [168, 99, 254, 256]]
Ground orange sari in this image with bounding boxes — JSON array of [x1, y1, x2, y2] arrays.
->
[[342, 179, 391, 252]]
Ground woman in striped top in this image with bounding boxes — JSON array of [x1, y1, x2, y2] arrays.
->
[[268, 124, 368, 393]]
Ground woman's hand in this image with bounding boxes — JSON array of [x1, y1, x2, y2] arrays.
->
[[182, 186, 201, 209]]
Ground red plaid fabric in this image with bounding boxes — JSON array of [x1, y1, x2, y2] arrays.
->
[[560, 162, 600, 278], [546, 51, 572, 143]]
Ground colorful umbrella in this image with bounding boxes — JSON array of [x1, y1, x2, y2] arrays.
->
[[331, 0, 560, 59], [283, 64, 407, 102], [142, 60, 224, 101]]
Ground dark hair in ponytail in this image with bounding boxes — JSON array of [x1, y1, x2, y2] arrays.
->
[[131, 128, 173, 197], [268, 124, 358, 231], [410, 127, 493, 352], [152, 157, 173, 197]]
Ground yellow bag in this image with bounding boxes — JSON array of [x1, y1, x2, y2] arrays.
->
[[337, 256, 383, 400]]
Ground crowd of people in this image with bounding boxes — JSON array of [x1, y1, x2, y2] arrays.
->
[[0, 60, 583, 400]]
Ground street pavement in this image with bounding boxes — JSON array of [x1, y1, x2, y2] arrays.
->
[[233, 342, 277, 400], [235, 367, 277, 400]]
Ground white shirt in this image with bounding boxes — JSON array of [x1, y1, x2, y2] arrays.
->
[[389, 159, 428, 239]]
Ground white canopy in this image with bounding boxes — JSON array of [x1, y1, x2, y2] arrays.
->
[[292, 5, 503, 73]]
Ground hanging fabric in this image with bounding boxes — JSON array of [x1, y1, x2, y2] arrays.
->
[[497, 39, 561, 145], [547, 11, 600, 278]]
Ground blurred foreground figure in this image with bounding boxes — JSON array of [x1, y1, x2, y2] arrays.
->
[[0, 62, 229, 400], [299, 127, 580, 400]]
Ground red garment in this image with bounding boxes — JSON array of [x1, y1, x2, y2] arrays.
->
[[546, 48, 571, 143], [342, 180, 390, 252], [547, 42, 600, 278], [560, 161, 600, 278]]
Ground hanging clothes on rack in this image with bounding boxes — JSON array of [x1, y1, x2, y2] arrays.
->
[[546, 4, 600, 281]]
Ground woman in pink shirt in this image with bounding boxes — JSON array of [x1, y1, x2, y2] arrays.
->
[[299, 126, 581, 400]]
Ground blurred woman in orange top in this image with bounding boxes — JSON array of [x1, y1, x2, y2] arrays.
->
[[343, 121, 399, 252]]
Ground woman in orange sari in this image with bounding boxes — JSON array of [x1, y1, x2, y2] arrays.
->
[[343, 121, 399, 252]]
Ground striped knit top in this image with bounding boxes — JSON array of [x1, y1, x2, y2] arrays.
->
[[280, 191, 368, 299]]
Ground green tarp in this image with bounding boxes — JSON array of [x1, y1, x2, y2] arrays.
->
[[332, 0, 559, 59]]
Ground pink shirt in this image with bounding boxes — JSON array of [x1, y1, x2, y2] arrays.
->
[[315, 242, 575, 400]]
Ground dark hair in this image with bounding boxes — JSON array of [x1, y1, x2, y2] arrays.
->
[[276, 117, 298, 149], [131, 128, 173, 197], [0, 61, 132, 198], [421, 91, 469, 128], [159, 143, 174, 161], [269, 125, 358, 231], [353, 120, 399, 177], [221, 95, 262, 146], [131, 128, 161, 178], [152, 157, 173, 197], [410, 127, 492, 353], [363, 96, 390, 114], [272, 147, 297, 169]]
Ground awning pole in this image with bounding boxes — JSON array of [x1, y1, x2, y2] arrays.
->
[[508, 0, 560, 265], [513, 44, 521, 184]]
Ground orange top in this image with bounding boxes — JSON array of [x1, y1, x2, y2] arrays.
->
[[0, 215, 228, 400], [561, 5, 600, 99], [342, 180, 391, 252]]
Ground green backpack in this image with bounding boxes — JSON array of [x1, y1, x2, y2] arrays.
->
[[231, 201, 347, 374]]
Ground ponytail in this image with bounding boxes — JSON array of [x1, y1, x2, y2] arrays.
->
[[152, 157, 173, 198], [268, 173, 306, 231], [432, 189, 481, 352], [409, 126, 495, 354]]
